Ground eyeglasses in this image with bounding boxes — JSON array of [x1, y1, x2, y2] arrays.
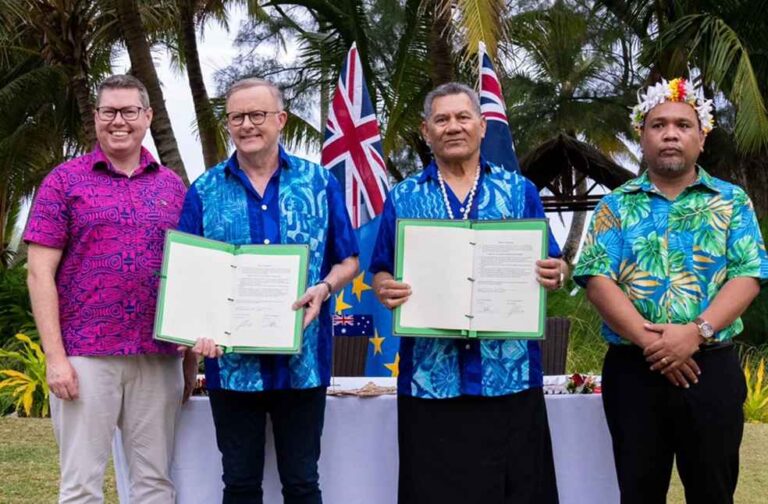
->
[[95, 106, 145, 121], [226, 110, 281, 126]]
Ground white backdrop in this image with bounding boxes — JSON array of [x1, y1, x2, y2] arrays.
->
[[113, 378, 619, 504]]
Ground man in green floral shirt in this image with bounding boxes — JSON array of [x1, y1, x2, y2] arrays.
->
[[574, 77, 768, 504]]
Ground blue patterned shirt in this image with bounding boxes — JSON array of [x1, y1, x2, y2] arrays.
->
[[573, 167, 768, 345], [370, 159, 562, 399], [178, 147, 358, 391]]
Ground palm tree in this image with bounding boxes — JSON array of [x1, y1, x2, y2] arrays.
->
[[173, 0, 229, 168], [0, 50, 76, 266], [0, 0, 117, 149], [114, 0, 189, 184], [502, 1, 636, 261], [599, 0, 768, 216]]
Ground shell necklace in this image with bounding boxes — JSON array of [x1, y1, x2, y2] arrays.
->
[[436, 164, 481, 220]]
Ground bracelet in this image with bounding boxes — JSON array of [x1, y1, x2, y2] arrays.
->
[[318, 280, 334, 301]]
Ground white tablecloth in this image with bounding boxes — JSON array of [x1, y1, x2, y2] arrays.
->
[[114, 377, 619, 504]]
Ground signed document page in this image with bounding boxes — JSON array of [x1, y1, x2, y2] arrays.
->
[[393, 219, 548, 339], [469, 227, 544, 334], [229, 251, 304, 352], [154, 231, 308, 353]]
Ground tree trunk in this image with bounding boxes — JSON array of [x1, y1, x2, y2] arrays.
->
[[178, 0, 223, 169], [562, 175, 587, 264], [71, 74, 97, 149], [114, 0, 189, 185], [427, 0, 454, 86], [319, 21, 330, 136]]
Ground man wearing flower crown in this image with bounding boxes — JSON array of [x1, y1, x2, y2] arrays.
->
[[574, 77, 768, 504], [371, 82, 568, 504]]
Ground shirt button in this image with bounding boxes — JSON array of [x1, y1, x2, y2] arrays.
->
[[263, 239, 270, 244], [261, 204, 267, 210], [465, 344, 471, 350]]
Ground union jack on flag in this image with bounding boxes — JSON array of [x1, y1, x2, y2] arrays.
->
[[322, 43, 390, 228], [332, 314, 374, 337], [478, 41, 520, 173], [332, 314, 355, 326]]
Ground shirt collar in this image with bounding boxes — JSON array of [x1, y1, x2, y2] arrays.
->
[[91, 145, 159, 175], [224, 144, 291, 177], [618, 165, 721, 195], [418, 156, 492, 184]]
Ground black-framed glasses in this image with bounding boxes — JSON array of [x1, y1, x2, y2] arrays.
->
[[95, 106, 145, 121], [226, 110, 281, 126]]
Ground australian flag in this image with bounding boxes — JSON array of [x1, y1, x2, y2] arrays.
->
[[332, 314, 374, 337], [479, 41, 520, 173]]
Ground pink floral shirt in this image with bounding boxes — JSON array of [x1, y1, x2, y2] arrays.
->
[[24, 146, 186, 356]]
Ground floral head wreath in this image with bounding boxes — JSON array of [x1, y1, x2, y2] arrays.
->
[[630, 77, 715, 134]]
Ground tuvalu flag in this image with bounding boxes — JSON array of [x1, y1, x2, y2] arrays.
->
[[478, 41, 520, 173]]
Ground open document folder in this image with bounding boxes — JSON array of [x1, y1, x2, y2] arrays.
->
[[154, 230, 309, 354], [394, 219, 548, 339]]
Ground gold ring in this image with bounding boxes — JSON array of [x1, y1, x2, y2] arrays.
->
[[660, 357, 668, 365]]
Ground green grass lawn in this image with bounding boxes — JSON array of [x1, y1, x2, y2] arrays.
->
[[0, 416, 766, 503], [0, 417, 118, 503]]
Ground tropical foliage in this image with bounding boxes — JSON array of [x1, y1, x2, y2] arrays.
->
[[0, 333, 49, 417], [1, 1, 768, 404], [743, 356, 768, 423], [0, 262, 35, 349]]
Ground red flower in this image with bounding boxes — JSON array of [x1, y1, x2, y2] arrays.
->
[[571, 373, 585, 386]]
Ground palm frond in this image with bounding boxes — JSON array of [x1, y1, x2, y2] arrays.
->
[[658, 13, 768, 152], [440, 0, 506, 60], [281, 111, 323, 153]]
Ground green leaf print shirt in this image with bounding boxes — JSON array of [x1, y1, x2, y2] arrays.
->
[[573, 167, 768, 345]]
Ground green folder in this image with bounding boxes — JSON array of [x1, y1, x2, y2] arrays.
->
[[393, 218, 549, 339], [154, 230, 309, 354]]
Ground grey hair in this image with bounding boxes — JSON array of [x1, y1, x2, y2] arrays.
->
[[225, 78, 284, 110], [423, 82, 482, 119], [96, 75, 150, 108]]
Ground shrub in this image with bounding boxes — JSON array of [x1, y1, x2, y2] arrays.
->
[[738, 216, 768, 347], [0, 262, 34, 349], [743, 355, 768, 423], [0, 333, 49, 417]]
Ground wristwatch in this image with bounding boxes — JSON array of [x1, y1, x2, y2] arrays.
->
[[318, 280, 334, 301], [693, 317, 715, 341]]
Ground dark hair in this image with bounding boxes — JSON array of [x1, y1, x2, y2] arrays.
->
[[96, 75, 150, 108]]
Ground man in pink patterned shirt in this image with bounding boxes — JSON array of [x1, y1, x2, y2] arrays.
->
[[25, 75, 195, 503]]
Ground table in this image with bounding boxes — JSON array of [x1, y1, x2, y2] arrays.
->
[[114, 378, 619, 503]]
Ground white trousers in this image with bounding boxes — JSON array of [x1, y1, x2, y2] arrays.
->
[[50, 354, 183, 504]]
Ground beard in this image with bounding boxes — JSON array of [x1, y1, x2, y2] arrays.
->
[[640, 153, 692, 177], [652, 158, 688, 174]]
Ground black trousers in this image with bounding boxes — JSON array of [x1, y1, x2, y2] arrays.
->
[[209, 387, 327, 504], [397, 387, 559, 504], [602, 344, 746, 504]]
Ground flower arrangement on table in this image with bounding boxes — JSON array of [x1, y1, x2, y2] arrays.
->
[[192, 374, 207, 396], [566, 373, 601, 394]]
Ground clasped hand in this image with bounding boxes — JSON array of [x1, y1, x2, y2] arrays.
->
[[642, 322, 703, 388]]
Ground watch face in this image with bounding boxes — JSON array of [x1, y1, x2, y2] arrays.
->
[[701, 323, 715, 339]]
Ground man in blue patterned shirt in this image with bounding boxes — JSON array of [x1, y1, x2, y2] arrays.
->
[[574, 77, 768, 504], [178, 78, 359, 504], [371, 83, 567, 504]]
